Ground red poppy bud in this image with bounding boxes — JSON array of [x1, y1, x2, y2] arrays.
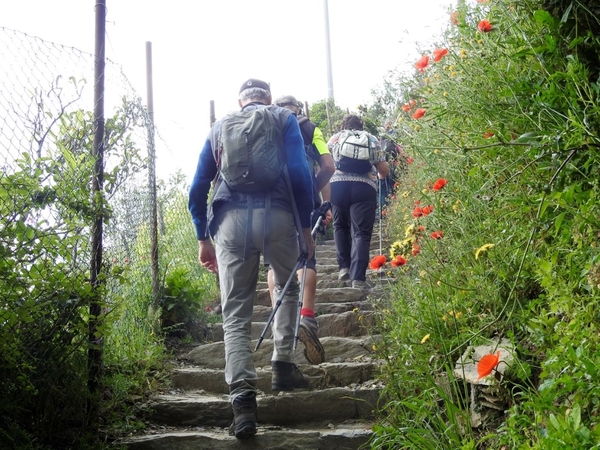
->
[[432, 178, 448, 191], [478, 20, 493, 32], [415, 55, 430, 72], [433, 48, 449, 62], [412, 108, 427, 119]]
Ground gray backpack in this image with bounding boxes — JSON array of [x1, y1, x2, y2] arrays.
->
[[217, 105, 284, 193], [332, 129, 376, 174]]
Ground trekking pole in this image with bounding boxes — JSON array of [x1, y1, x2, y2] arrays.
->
[[293, 201, 331, 350], [293, 258, 309, 351], [255, 255, 305, 352], [378, 178, 383, 255]]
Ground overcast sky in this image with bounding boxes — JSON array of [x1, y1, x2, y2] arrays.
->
[[1, 0, 454, 179]]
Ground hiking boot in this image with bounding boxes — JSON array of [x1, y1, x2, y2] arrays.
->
[[271, 361, 310, 392], [338, 268, 350, 280], [229, 391, 257, 439], [298, 316, 325, 365], [352, 279, 375, 291]]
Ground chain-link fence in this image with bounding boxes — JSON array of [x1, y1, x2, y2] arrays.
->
[[0, 26, 214, 445]]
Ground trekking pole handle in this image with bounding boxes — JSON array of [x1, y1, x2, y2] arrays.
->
[[310, 201, 332, 238]]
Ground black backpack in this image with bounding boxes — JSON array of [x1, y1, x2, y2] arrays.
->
[[298, 116, 322, 206]]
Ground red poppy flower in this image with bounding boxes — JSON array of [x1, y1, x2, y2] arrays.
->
[[415, 55, 430, 72], [412, 244, 421, 257], [407, 157, 414, 164], [432, 48, 449, 62], [409, 99, 416, 107], [418, 225, 425, 232], [483, 131, 494, 138], [369, 255, 387, 270], [402, 103, 412, 112], [391, 255, 407, 267], [422, 205, 434, 216], [432, 178, 448, 191], [412, 207, 424, 218], [477, 351, 501, 379], [478, 20, 493, 32], [430, 231, 444, 240], [204, 306, 213, 312], [450, 11, 459, 25], [412, 108, 427, 119]]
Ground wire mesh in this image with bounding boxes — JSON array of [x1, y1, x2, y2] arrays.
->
[[0, 26, 211, 442]]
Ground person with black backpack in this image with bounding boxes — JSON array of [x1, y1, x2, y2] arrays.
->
[[327, 114, 389, 291], [265, 95, 335, 366], [188, 79, 315, 439]]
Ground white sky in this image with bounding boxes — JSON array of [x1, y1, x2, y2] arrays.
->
[[1, 0, 453, 179]]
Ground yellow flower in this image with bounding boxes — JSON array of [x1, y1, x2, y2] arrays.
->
[[475, 243, 495, 260], [442, 315, 447, 321], [455, 311, 463, 319], [450, 71, 457, 77], [390, 240, 404, 258], [404, 225, 415, 237], [443, 91, 448, 96], [419, 270, 427, 278], [453, 200, 461, 213], [402, 191, 410, 198], [460, 49, 467, 58], [352, 307, 359, 313], [421, 333, 430, 344], [372, 344, 378, 351], [434, 149, 439, 154], [422, 188, 428, 194]]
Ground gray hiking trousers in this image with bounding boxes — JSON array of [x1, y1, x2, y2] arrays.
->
[[212, 205, 300, 400]]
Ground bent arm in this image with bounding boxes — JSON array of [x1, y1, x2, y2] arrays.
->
[[375, 161, 390, 179]]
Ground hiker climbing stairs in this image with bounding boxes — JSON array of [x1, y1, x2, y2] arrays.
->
[[120, 232, 389, 450]]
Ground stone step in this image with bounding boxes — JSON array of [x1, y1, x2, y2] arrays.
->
[[120, 423, 373, 450], [255, 279, 352, 291], [185, 336, 378, 369], [172, 360, 381, 394], [143, 386, 382, 428], [251, 301, 374, 322], [209, 310, 375, 342], [254, 286, 366, 307]]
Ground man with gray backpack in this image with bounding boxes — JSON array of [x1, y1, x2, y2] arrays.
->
[[188, 79, 315, 439]]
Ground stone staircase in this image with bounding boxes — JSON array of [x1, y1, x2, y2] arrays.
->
[[120, 236, 388, 450]]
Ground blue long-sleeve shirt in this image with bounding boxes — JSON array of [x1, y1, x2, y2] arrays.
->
[[188, 104, 314, 240]]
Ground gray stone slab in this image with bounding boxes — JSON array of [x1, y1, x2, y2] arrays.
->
[[172, 360, 381, 394], [146, 387, 382, 427]]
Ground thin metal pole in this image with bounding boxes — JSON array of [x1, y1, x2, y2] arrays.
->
[[323, 0, 334, 101], [88, 0, 106, 427], [146, 41, 160, 308]]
